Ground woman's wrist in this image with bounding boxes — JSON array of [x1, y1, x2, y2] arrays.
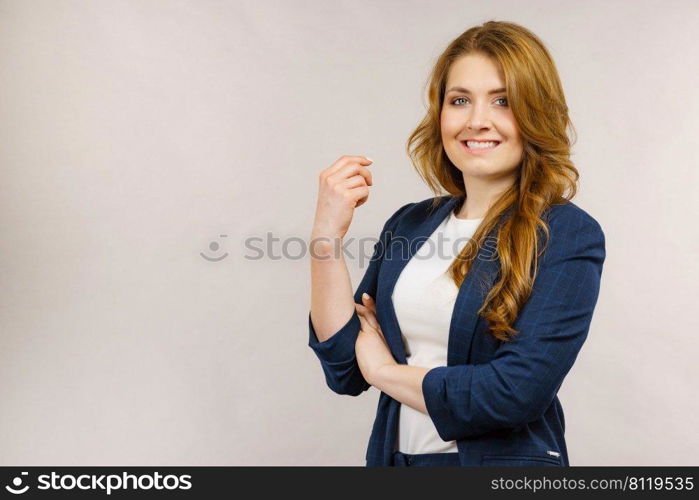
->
[[310, 231, 345, 259]]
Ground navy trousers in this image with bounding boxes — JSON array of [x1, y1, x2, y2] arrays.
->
[[392, 451, 461, 467]]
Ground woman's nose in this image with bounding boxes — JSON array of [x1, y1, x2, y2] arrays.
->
[[467, 102, 490, 129]]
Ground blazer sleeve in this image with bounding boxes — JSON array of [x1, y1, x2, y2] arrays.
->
[[422, 209, 606, 440], [308, 201, 414, 396]]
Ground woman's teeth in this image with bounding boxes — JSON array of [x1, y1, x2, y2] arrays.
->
[[465, 141, 499, 149]]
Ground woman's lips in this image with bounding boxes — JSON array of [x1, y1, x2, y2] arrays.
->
[[460, 140, 501, 154]]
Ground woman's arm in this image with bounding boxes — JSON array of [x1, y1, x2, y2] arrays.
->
[[308, 201, 415, 396], [309, 155, 373, 344], [371, 364, 430, 413], [309, 231, 357, 343]]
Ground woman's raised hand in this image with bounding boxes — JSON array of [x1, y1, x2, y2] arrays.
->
[[312, 155, 373, 240]]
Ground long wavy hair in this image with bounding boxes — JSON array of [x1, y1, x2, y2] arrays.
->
[[406, 20, 579, 342]]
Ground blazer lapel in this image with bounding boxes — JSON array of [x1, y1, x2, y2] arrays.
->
[[377, 195, 502, 366], [446, 239, 500, 365]]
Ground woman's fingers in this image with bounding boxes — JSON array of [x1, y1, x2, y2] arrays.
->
[[355, 304, 385, 342], [357, 307, 389, 350], [356, 294, 387, 349], [355, 304, 379, 330], [327, 162, 373, 187], [357, 313, 373, 337], [325, 155, 373, 178], [313, 156, 374, 243], [361, 293, 377, 313], [340, 174, 368, 190], [357, 312, 385, 338]]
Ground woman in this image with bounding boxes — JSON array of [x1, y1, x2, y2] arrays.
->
[[308, 20, 605, 467]]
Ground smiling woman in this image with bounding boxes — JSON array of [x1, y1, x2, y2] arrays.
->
[[308, 20, 604, 467]]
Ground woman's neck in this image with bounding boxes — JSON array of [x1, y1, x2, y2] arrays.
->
[[456, 175, 516, 219]]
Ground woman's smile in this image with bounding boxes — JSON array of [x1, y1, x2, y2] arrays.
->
[[460, 139, 502, 154]]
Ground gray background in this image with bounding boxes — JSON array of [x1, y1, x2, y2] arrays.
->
[[1, 0, 697, 465]]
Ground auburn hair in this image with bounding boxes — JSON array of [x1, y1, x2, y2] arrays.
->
[[406, 20, 578, 342]]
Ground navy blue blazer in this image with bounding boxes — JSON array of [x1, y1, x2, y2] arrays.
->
[[308, 194, 606, 466]]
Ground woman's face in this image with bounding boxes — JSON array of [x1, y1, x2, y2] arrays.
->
[[441, 52, 524, 185]]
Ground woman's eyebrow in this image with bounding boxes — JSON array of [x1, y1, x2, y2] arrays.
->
[[446, 86, 506, 95]]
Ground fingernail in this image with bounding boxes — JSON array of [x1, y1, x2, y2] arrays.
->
[[362, 293, 370, 300], [366, 157, 374, 163]]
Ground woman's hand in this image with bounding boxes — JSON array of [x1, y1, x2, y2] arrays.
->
[[355, 293, 397, 386], [312, 155, 374, 240]]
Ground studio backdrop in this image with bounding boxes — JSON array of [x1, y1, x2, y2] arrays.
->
[[0, 0, 697, 465]]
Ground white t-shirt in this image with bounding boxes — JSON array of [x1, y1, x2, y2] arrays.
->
[[392, 207, 483, 454]]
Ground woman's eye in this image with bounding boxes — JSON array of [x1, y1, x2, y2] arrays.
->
[[450, 97, 508, 106]]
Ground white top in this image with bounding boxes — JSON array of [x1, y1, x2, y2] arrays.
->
[[392, 207, 483, 454]]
